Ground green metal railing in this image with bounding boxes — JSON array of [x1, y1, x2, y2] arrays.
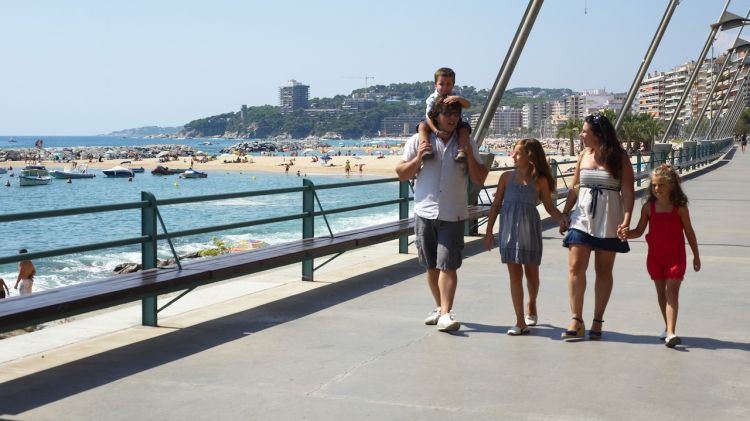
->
[[0, 137, 733, 326]]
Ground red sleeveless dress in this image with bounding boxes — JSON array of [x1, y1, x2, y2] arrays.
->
[[645, 202, 686, 280]]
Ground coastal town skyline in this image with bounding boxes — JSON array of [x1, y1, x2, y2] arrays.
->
[[3, 0, 750, 135]]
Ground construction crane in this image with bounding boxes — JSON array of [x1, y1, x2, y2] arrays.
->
[[343, 76, 375, 97]]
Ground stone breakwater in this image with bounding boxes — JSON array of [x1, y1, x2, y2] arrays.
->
[[0, 144, 198, 162]]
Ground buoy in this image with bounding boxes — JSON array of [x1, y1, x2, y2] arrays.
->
[[252, 176, 256, 181], [174, 181, 179, 187]]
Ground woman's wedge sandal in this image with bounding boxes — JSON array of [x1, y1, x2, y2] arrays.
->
[[589, 319, 604, 340], [561, 317, 585, 339]]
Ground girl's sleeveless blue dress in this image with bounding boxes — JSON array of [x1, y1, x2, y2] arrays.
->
[[498, 171, 543, 265]]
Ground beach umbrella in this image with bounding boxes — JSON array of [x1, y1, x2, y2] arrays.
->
[[156, 151, 170, 157], [303, 148, 315, 154]]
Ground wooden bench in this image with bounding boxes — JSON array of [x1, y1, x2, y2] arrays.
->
[[0, 205, 491, 333]]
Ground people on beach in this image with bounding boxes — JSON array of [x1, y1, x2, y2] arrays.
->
[[345, 159, 351, 175], [620, 164, 700, 348], [559, 113, 634, 340], [418, 68, 471, 162], [396, 98, 489, 332], [0, 278, 10, 299], [484, 139, 566, 335], [14, 248, 36, 295]]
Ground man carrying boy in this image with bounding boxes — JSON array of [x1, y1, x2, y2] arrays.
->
[[396, 98, 488, 332], [418, 67, 472, 161]]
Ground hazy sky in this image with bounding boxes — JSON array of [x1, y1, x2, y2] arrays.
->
[[2, 0, 749, 135]]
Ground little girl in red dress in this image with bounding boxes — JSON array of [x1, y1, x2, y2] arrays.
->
[[621, 164, 701, 348]]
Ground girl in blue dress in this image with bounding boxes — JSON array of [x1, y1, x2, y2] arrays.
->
[[484, 139, 566, 335]]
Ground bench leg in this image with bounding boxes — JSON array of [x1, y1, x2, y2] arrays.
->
[[142, 297, 157, 326]]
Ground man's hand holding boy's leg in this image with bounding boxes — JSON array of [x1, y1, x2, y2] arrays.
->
[[418, 121, 434, 160]]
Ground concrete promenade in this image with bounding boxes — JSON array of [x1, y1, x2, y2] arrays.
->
[[1, 146, 749, 420]]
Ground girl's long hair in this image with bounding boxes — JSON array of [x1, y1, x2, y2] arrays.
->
[[646, 164, 688, 206], [585, 113, 626, 180], [516, 138, 555, 191]]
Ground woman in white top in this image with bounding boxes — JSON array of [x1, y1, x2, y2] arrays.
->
[[560, 114, 634, 340]]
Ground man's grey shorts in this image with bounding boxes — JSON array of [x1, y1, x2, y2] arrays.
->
[[414, 215, 465, 270]]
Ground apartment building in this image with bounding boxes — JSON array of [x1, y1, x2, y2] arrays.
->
[[663, 62, 695, 123], [639, 72, 666, 118], [279, 79, 310, 113]]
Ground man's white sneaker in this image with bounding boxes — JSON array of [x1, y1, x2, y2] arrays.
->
[[436, 312, 460, 332], [424, 307, 441, 325]]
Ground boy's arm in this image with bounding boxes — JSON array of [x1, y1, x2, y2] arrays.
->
[[444, 95, 471, 108], [679, 206, 701, 272]]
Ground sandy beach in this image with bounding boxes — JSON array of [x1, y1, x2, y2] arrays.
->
[[5, 150, 579, 187]]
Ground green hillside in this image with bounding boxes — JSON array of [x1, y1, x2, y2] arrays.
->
[[181, 83, 575, 139]]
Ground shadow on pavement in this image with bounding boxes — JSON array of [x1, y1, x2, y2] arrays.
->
[[0, 256, 425, 415]]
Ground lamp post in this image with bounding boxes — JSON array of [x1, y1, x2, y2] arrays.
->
[[659, 3, 750, 143]]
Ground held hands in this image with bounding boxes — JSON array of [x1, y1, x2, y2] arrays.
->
[[617, 224, 630, 241], [484, 230, 495, 251], [558, 214, 570, 234]]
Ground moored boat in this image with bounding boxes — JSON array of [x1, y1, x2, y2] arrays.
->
[[49, 165, 96, 179], [179, 169, 208, 178], [102, 166, 134, 178], [151, 165, 177, 175], [19, 166, 52, 186]]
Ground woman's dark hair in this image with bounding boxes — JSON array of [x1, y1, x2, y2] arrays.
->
[[584, 113, 626, 180]]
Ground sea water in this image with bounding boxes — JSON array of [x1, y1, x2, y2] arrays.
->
[[0, 163, 403, 292]]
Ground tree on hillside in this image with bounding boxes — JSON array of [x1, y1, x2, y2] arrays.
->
[[557, 118, 582, 156]]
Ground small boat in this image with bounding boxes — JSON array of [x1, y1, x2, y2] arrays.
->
[[119, 161, 144, 173], [8, 138, 17, 143], [19, 165, 52, 186], [102, 165, 134, 178], [179, 169, 208, 178], [151, 165, 177, 175], [49, 165, 95, 179]]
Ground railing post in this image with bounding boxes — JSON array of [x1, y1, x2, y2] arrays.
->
[[399, 180, 410, 254], [550, 159, 559, 206], [670, 148, 675, 170], [141, 191, 158, 327], [678, 147, 684, 174], [649, 151, 655, 172], [636, 152, 642, 187], [302, 179, 315, 281]]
